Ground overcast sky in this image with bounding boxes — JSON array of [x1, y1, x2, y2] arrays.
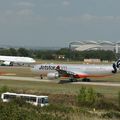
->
[[1, 0, 120, 47]]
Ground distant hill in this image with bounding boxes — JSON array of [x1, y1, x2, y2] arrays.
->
[[0, 44, 63, 50]]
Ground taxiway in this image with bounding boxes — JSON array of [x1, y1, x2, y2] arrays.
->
[[0, 76, 120, 87]]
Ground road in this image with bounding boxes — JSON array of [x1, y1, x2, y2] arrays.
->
[[0, 76, 120, 87]]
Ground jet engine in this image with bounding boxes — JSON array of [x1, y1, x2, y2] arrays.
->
[[1, 61, 13, 66], [47, 72, 59, 79]]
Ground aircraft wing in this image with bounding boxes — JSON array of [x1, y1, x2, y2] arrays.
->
[[55, 66, 87, 78]]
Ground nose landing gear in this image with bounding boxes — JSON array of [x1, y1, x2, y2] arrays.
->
[[40, 74, 43, 79]]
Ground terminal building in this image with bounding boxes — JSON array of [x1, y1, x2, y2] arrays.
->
[[69, 41, 120, 53]]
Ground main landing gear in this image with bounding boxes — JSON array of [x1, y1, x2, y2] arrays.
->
[[69, 75, 78, 82], [69, 78, 78, 82], [69, 78, 91, 82], [82, 78, 91, 82]]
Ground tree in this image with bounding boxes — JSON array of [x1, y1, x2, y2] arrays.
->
[[17, 48, 29, 57], [9, 48, 17, 56]]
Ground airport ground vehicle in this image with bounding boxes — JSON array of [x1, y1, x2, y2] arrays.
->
[[1, 92, 48, 107]]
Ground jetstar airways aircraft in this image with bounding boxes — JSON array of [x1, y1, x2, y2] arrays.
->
[[31, 59, 120, 82]]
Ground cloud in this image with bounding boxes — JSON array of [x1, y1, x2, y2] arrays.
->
[[57, 14, 120, 24], [62, 1, 70, 6], [0, 9, 47, 25], [16, 9, 33, 16], [2, 9, 33, 17], [81, 14, 116, 22], [4, 10, 13, 16], [15, 1, 35, 8]]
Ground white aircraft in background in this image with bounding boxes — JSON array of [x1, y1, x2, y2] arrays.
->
[[0, 55, 36, 66], [31, 59, 120, 82]]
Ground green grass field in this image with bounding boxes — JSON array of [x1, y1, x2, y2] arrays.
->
[[0, 79, 119, 97], [0, 66, 35, 77], [0, 63, 120, 120]]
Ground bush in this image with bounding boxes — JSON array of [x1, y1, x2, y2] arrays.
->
[[86, 88, 96, 105], [41, 104, 73, 113], [94, 98, 119, 110], [0, 96, 72, 120], [0, 86, 9, 94], [76, 87, 119, 110], [0, 100, 70, 120], [77, 87, 86, 106], [118, 91, 120, 107], [77, 87, 97, 107], [102, 111, 120, 119]]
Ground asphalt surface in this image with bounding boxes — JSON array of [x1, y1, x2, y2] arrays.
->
[[0, 76, 56, 82], [71, 81, 120, 87], [0, 76, 120, 87]]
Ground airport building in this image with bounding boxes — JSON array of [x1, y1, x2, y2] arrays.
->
[[69, 41, 120, 53]]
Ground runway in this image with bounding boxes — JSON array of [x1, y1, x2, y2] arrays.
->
[[0, 76, 120, 87], [0, 76, 56, 82], [71, 81, 120, 87]]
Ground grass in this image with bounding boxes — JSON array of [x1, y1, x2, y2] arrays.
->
[[0, 80, 119, 98], [0, 66, 35, 77], [35, 59, 114, 64]]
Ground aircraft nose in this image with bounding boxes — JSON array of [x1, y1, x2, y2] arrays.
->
[[32, 59, 36, 63]]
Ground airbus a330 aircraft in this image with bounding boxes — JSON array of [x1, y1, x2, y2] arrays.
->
[[31, 59, 120, 82], [0, 56, 36, 66]]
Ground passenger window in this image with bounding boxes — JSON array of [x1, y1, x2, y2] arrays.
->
[[41, 98, 45, 104], [38, 98, 41, 103], [4, 94, 9, 99]]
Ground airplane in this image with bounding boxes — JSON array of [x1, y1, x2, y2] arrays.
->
[[0, 55, 36, 66], [31, 59, 120, 82]]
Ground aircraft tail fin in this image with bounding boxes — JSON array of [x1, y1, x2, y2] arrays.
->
[[112, 59, 120, 73], [116, 59, 120, 68]]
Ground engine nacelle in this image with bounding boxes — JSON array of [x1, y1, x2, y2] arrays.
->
[[47, 72, 59, 79], [1, 61, 13, 66]]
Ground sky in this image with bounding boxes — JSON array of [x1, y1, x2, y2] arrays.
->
[[1, 0, 120, 47]]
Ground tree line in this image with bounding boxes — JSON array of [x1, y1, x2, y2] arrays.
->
[[0, 47, 117, 61]]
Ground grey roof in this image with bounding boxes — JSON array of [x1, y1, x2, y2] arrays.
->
[[69, 41, 84, 45], [116, 41, 120, 44], [70, 40, 118, 45], [84, 41, 98, 44], [99, 41, 114, 45]]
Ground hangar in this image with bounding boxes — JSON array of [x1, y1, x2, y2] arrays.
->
[[69, 41, 120, 53]]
